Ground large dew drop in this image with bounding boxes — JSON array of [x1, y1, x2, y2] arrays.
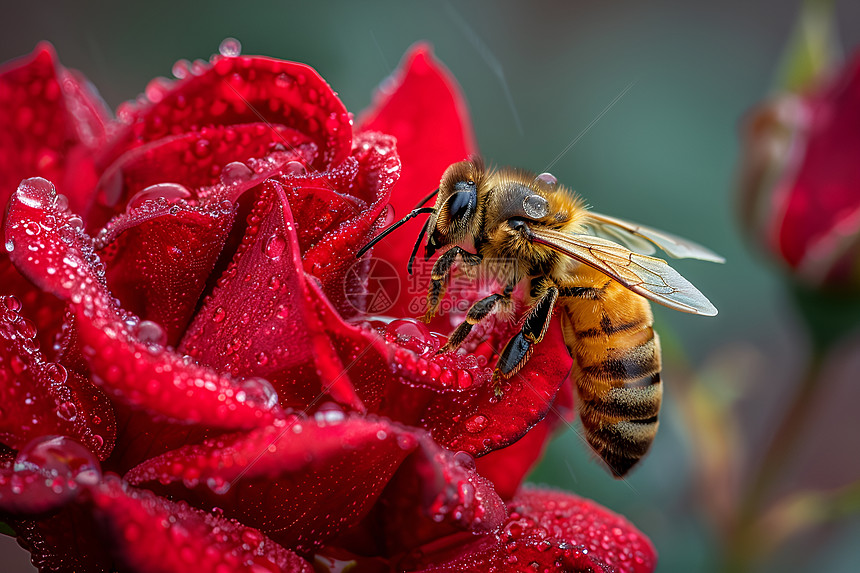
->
[[235, 377, 279, 410], [218, 37, 242, 58], [385, 318, 437, 355], [14, 435, 102, 486]]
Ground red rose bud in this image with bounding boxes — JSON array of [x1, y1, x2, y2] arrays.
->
[[739, 52, 860, 288]]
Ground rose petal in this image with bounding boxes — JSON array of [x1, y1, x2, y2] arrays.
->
[[421, 319, 572, 456], [475, 378, 576, 500], [0, 296, 115, 458], [357, 43, 477, 318], [125, 413, 420, 554], [474, 415, 554, 501], [126, 413, 505, 555], [89, 122, 317, 226], [365, 445, 505, 555], [179, 179, 364, 411], [5, 177, 281, 429], [311, 297, 572, 457], [300, 131, 399, 317], [406, 487, 656, 573], [91, 476, 312, 573], [11, 506, 111, 572], [101, 55, 352, 177], [96, 199, 234, 346], [0, 43, 110, 348], [0, 42, 110, 215]]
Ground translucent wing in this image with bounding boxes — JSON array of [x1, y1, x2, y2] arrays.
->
[[529, 227, 718, 316], [586, 211, 725, 263]]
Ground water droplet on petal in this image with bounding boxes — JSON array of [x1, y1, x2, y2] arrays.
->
[[136, 320, 166, 346], [67, 215, 84, 230], [218, 37, 242, 57], [14, 435, 102, 486], [385, 318, 436, 355], [15, 178, 55, 209], [264, 234, 287, 260], [235, 377, 278, 409], [453, 450, 476, 471], [465, 414, 488, 433], [127, 183, 192, 211], [314, 402, 345, 425], [172, 59, 191, 79], [212, 307, 226, 323], [44, 363, 68, 384], [56, 401, 78, 422], [283, 161, 306, 176], [220, 161, 254, 187]]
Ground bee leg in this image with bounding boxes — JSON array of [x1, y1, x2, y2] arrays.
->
[[422, 247, 483, 321], [494, 284, 559, 391], [438, 283, 515, 353]]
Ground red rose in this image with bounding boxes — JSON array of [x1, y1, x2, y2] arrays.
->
[[739, 51, 860, 289], [0, 41, 656, 572]]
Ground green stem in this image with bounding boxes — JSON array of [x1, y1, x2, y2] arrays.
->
[[723, 349, 826, 572]]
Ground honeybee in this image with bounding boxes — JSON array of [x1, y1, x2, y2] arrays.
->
[[357, 159, 722, 477]]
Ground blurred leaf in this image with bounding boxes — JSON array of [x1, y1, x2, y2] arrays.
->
[[776, 0, 840, 92], [0, 521, 14, 536], [758, 481, 860, 555]]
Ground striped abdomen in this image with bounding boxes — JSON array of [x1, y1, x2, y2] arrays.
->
[[558, 266, 662, 478]]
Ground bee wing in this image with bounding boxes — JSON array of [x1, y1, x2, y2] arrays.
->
[[587, 211, 725, 263], [529, 227, 718, 316]]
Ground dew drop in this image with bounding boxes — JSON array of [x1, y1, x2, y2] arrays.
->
[[536, 172, 558, 186], [213, 307, 226, 323], [283, 160, 306, 176], [3, 296, 22, 312], [453, 450, 476, 471], [218, 37, 242, 58], [385, 318, 435, 355], [172, 59, 191, 79], [220, 161, 253, 187], [14, 435, 102, 486], [67, 215, 84, 230], [44, 363, 68, 384], [235, 377, 279, 409], [464, 414, 488, 433], [127, 182, 192, 211], [136, 320, 166, 346], [56, 401, 78, 422], [264, 234, 287, 260], [15, 178, 54, 209], [314, 402, 345, 424]]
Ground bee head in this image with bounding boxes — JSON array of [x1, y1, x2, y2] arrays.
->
[[423, 159, 486, 260]]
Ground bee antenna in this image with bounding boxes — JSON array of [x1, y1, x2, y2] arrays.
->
[[356, 207, 436, 258], [407, 220, 430, 275]]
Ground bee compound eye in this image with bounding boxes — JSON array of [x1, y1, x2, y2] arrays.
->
[[523, 194, 549, 219], [448, 189, 476, 222]]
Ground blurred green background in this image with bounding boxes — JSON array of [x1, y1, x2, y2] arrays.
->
[[3, 1, 860, 571]]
